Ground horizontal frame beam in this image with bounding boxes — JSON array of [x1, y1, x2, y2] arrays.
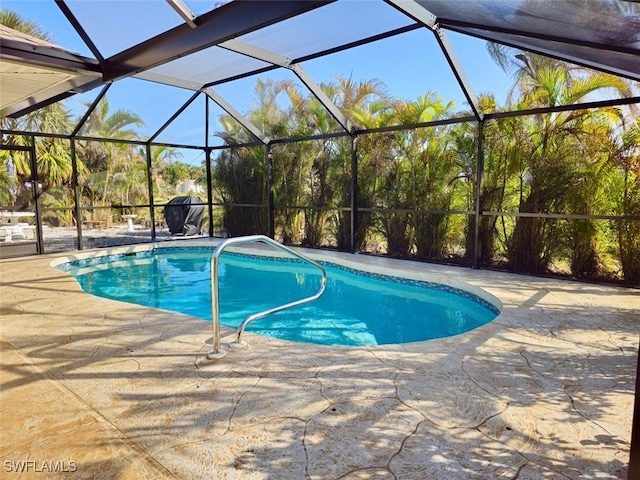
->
[[444, 25, 640, 82], [483, 211, 640, 221], [204, 87, 270, 145], [103, 1, 334, 82], [219, 39, 351, 133]]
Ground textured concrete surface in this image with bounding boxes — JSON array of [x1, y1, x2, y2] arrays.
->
[[1, 240, 638, 479]]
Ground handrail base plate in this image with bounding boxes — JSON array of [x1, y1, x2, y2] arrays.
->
[[206, 350, 228, 360]]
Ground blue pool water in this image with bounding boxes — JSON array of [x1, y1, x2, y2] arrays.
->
[[58, 247, 499, 346]]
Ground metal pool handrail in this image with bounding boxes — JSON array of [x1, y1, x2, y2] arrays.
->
[[207, 235, 327, 359]]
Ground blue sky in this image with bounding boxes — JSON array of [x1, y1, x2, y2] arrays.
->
[[3, 0, 516, 165]]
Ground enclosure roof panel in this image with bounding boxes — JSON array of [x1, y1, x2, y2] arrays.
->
[[0, 24, 102, 118], [236, 0, 415, 60], [133, 46, 274, 90], [420, 0, 640, 80], [64, 0, 187, 59], [454, 26, 640, 81], [1, 0, 638, 125]]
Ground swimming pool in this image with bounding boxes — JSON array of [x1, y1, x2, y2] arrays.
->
[[57, 246, 500, 346]]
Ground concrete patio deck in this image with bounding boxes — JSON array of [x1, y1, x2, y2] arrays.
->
[[1, 241, 638, 479]]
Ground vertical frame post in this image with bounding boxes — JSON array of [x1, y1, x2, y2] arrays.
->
[[473, 119, 485, 269], [70, 138, 84, 250], [27, 141, 44, 253], [266, 144, 274, 238], [350, 134, 358, 253], [145, 143, 156, 241], [205, 95, 214, 238], [205, 148, 214, 237]]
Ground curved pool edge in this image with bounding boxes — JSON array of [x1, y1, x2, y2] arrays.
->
[[304, 251, 503, 313], [51, 238, 503, 317]]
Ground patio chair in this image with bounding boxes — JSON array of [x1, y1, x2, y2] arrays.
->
[[82, 206, 113, 229]]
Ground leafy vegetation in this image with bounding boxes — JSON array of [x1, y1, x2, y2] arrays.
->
[[212, 60, 639, 285]]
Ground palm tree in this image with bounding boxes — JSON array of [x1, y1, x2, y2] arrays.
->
[[457, 94, 541, 266], [213, 143, 268, 236], [0, 9, 50, 40], [272, 80, 313, 244], [326, 76, 390, 251], [393, 93, 459, 259], [278, 81, 325, 246], [489, 49, 634, 275], [212, 80, 289, 236], [610, 119, 640, 285], [148, 145, 184, 199], [288, 81, 344, 247], [352, 99, 406, 254], [77, 97, 145, 206]]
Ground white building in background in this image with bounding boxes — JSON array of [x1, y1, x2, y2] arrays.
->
[[176, 179, 204, 195]]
